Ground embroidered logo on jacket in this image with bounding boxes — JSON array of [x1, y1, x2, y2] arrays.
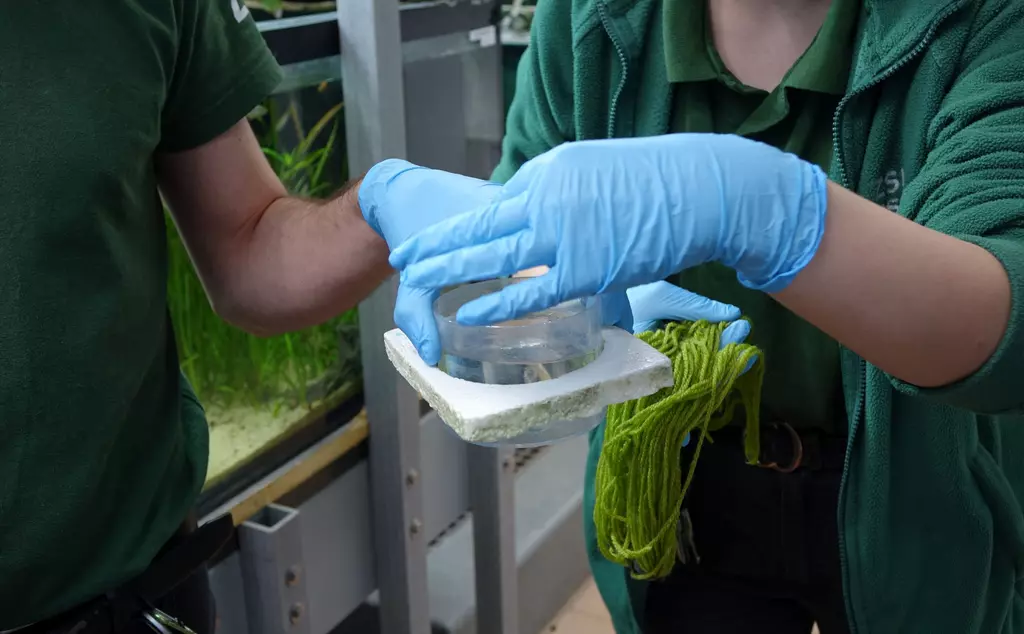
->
[[872, 168, 905, 212]]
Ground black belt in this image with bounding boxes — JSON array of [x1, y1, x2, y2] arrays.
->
[[21, 514, 233, 634]]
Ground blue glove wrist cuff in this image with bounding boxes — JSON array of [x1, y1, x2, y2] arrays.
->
[[358, 159, 422, 237], [735, 163, 829, 294]]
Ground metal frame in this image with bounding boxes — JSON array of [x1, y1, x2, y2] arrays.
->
[[210, 6, 522, 633], [208, 427, 591, 634], [338, 1, 515, 632], [238, 505, 311, 634], [337, 3, 432, 633], [466, 445, 518, 633]]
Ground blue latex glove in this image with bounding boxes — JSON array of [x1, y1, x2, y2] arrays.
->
[[626, 281, 756, 447], [628, 281, 741, 335], [358, 159, 501, 362], [359, 159, 501, 250], [389, 134, 827, 327]]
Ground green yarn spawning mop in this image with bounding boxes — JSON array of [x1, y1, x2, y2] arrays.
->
[[593, 320, 765, 580]]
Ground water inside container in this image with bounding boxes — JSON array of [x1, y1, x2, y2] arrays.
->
[[439, 345, 600, 385], [436, 287, 603, 385]]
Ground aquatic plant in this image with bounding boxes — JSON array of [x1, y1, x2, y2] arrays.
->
[[245, 0, 337, 19], [167, 94, 360, 417]]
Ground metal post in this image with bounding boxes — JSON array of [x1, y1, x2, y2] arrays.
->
[[238, 504, 311, 634], [463, 25, 516, 631], [337, 1, 406, 174], [461, 24, 504, 179], [467, 445, 519, 634], [338, 4, 429, 634]]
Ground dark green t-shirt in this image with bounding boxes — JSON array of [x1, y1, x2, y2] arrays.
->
[[665, 0, 858, 431], [0, 3, 281, 626]]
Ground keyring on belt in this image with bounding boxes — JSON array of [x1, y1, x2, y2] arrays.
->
[[143, 607, 198, 634], [756, 422, 804, 473]]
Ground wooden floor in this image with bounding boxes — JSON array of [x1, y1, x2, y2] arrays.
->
[[540, 577, 821, 634], [538, 578, 614, 634]]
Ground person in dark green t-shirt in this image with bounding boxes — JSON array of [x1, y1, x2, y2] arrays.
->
[[0, 3, 502, 631], [385, 0, 1024, 633]]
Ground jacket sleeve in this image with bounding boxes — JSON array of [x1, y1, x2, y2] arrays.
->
[[490, 0, 576, 184], [891, 1, 1024, 415]]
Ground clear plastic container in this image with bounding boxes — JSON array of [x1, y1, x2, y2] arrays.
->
[[434, 278, 605, 446]]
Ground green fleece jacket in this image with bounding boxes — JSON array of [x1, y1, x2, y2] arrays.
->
[[493, 0, 1024, 632]]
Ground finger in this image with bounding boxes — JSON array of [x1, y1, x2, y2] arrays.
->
[[389, 195, 529, 269], [661, 287, 741, 323], [600, 291, 633, 330], [632, 319, 661, 335], [393, 284, 443, 365], [719, 320, 757, 374], [720, 320, 750, 348], [401, 232, 550, 290], [455, 274, 562, 326]]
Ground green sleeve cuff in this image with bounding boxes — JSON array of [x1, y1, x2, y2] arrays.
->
[[889, 234, 1024, 415]]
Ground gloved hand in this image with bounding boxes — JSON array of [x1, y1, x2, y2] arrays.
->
[[358, 159, 501, 362], [389, 134, 827, 326], [628, 281, 741, 335], [626, 280, 757, 447], [359, 159, 501, 250]]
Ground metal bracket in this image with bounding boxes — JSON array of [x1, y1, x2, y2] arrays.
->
[[238, 504, 310, 634]]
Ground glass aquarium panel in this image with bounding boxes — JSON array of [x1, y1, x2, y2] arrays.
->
[[166, 78, 360, 489]]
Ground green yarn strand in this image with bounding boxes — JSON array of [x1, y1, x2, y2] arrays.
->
[[593, 320, 765, 580]]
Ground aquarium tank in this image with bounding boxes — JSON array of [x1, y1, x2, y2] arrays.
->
[[166, 79, 361, 488]]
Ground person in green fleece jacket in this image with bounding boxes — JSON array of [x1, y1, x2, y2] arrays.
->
[[386, 0, 1024, 633]]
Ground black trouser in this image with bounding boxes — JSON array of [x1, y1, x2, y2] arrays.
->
[[23, 513, 217, 634], [640, 426, 850, 634], [140, 575, 214, 634], [123, 513, 217, 634]]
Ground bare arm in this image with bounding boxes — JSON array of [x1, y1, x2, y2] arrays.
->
[[513, 191, 1012, 389], [775, 182, 1012, 388], [157, 119, 391, 336]]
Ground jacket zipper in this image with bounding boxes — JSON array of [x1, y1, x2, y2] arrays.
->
[[597, 1, 629, 139], [830, 3, 965, 633]]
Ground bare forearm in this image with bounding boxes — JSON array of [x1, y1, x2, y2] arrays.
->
[[774, 182, 1011, 387], [157, 121, 393, 336], [219, 182, 392, 335]]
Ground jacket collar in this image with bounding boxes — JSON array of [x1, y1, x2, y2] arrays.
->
[[589, 0, 969, 93]]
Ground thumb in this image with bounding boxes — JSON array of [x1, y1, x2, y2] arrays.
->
[[394, 283, 443, 366], [600, 291, 633, 330]]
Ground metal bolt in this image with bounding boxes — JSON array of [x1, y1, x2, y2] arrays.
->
[[405, 469, 419, 486], [285, 565, 301, 587], [502, 458, 512, 471], [289, 603, 304, 625], [410, 518, 423, 535]]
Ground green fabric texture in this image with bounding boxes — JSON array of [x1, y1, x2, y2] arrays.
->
[[493, 0, 1024, 632], [665, 0, 858, 433], [0, 4, 281, 627]]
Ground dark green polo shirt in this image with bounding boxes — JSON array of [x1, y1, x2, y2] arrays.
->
[[0, 3, 281, 626], [666, 0, 858, 432]]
